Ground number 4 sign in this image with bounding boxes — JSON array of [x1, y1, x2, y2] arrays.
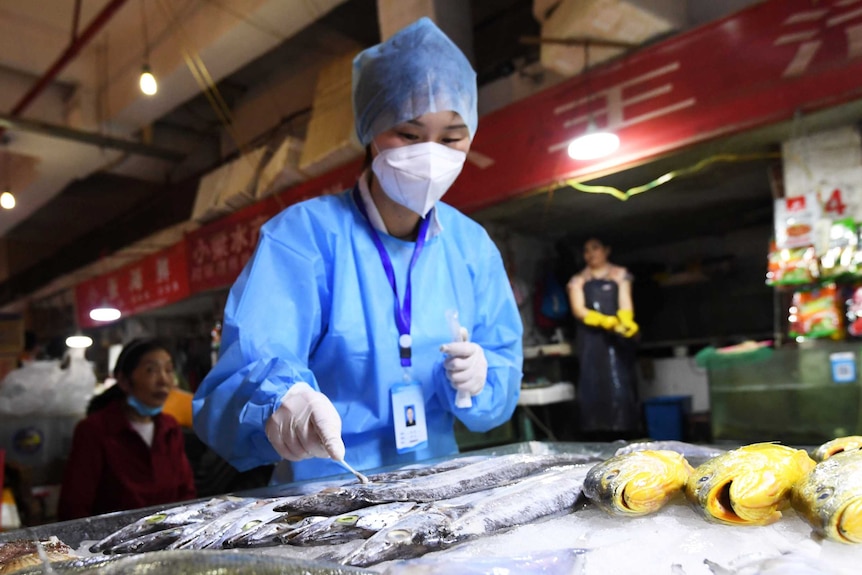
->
[[823, 188, 848, 217], [818, 168, 862, 221]]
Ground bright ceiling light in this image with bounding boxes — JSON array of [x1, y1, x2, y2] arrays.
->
[[567, 123, 620, 161], [139, 65, 158, 96], [0, 191, 15, 209], [89, 306, 122, 322], [66, 335, 93, 349]]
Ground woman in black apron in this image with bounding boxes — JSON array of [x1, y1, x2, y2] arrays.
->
[[567, 238, 640, 440]]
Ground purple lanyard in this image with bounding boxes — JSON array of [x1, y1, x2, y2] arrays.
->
[[353, 186, 430, 367]]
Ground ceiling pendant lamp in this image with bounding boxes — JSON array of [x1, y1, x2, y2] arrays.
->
[[567, 42, 620, 161], [1, 143, 14, 209], [568, 121, 620, 160], [139, 0, 157, 96], [66, 334, 94, 349], [0, 190, 15, 210], [139, 65, 158, 96], [89, 306, 122, 322]]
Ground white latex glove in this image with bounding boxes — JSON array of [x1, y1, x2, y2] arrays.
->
[[264, 381, 345, 462], [441, 330, 488, 397]]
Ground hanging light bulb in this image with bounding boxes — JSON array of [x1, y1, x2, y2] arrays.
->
[[138, 1, 157, 96], [1, 144, 14, 209], [90, 306, 122, 322], [0, 190, 15, 209], [567, 121, 620, 161], [66, 334, 94, 349], [567, 41, 620, 162], [139, 65, 158, 96]]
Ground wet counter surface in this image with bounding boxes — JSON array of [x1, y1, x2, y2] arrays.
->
[[1, 441, 858, 575]]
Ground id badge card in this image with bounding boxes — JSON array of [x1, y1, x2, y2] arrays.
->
[[391, 380, 428, 453]]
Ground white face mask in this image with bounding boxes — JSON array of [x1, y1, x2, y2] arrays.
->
[[371, 142, 467, 217]]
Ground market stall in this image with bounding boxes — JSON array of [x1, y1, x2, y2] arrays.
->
[[0, 441, 858, 575]]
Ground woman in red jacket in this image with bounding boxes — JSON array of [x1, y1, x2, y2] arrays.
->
[[58, 339, 196, 521]]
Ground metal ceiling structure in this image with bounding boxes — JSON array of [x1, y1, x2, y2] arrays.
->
[[1, 0, 857, 323]]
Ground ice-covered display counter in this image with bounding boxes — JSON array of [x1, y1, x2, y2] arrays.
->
[[1, 442, 857, 575]]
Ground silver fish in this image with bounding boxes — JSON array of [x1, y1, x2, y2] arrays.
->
[[169, 497, 294, 550], [281, 453, 592, 515], [340, 510, 453, 568], [286, 502, 419, 546], [97, 549, 375, 574], [90, 496, 250, 553], [345, 464, 589, 567], [106, 526, 185, 555], [224, 515, 327, 549], [363, 455, 489, 483]]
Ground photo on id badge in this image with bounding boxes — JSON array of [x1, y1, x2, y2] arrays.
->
[[391, 381, 428, 453]]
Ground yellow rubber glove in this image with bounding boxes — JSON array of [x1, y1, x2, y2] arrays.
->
[[616, 309, 639, 338], [584, 310, 619, 331]]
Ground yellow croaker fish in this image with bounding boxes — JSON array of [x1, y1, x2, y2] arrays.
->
[[791, 449, 862, 544], [685, 443, 815, 526], [583, 450, 694, 516], [812, 436, 862, 462]]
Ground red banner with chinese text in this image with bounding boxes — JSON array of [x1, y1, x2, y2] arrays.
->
[[75, 239, 191, 328], [186, 160, 362, 293], [445, 0, 862, 211]]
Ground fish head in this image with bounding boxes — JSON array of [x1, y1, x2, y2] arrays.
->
[[585, 451, 692, 516], [792, 451, 862, 544], [812, 436, 862, 462], [686, 444, 814, 526], [344, 512, 450, 567]]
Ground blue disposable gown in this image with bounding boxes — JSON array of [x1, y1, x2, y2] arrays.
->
[[193, 189, 523, 481]]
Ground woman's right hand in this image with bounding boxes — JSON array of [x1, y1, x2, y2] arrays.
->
[[584, 310, 620, 331], [265, 382, 345, 462]]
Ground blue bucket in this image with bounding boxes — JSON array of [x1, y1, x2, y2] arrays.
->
[[643, 396, 692, 441]]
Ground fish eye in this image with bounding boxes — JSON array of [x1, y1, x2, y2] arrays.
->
[[386, 529, 412, 543], [817, 488, 834, 501], [146, 513, 168, 524], [605, 469, 620, 481], [698, 475, 711, 483], [242, 520, 262, 531], [336, 515, 359, 525]]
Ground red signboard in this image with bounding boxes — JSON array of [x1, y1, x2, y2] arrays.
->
[[445, 0, 862, 211], [75, 0, 862, 310], [75, 239, 191, 328], [186, 159, 363, 293]]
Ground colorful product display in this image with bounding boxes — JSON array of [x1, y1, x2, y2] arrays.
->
[[770, 193, 862, 338], [788, 285, 843, 340]]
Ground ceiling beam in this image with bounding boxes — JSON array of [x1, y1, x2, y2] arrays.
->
[[0, 178, 199, 307], [0, 113, 186, 162], [10, 0, 131, 116]]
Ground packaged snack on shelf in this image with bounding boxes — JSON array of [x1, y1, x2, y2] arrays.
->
[[766, 240, 818, 286], [818, 218, 858, 279], [844, 284, 862, 338], [789, 284, 843, 340], [774, 194, 820, 249]]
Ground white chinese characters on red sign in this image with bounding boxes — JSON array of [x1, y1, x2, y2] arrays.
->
[[75, 240, 191, 328], [188, 211, 274, 291]]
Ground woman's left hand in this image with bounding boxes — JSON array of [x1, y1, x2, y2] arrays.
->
[[441, 341, 488, 396]]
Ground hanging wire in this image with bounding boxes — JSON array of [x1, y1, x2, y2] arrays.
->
[[532, 152, 782, 202], [154, 0, 240, 150], [140, 0, 150, 64]]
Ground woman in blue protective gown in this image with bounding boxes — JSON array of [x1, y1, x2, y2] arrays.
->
[[566, 238, 640, 441], [193, 18, 523, 483]]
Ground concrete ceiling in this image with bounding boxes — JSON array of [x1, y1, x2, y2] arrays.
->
[[5, 0, 857, 321]]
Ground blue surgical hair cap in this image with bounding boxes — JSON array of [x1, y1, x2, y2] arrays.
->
[[352, 17, 478, 146]]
